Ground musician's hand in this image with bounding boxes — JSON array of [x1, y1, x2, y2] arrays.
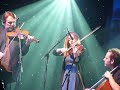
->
[[56, 48, 67, 53], [0, 52, 4, 59], [85, 88, 95, 90], [72, 47, 78, 53], [25, 35, 35, 46], [85, 88, 90, 90], [104, 71, 112, 79]]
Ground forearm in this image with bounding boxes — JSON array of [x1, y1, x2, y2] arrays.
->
[[108, 76, 120, 90], [0, 52, 4, 59], [53, 48, 66, 56]]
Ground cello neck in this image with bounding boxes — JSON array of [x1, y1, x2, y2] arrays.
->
[[89, 64, 120, 90], [89, 77, 105, 90]]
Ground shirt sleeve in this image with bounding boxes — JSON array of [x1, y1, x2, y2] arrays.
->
[[21, 40, 30, 56]]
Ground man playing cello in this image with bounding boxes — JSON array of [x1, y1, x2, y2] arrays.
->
[[86, 48, 120, 90]]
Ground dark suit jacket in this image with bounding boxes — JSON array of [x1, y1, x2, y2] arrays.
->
[[0, 27, 30, 83]]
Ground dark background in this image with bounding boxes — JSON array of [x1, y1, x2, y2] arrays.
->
[[0, 0, 113, 28], [0, 0, 115, 89]]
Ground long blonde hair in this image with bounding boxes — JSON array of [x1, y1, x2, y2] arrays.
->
[[63, 32, 81, 57]]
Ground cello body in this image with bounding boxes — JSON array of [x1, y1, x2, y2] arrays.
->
[[89, 65, 120, 90], [96, 80, 112, 90], [90, 77, 112, 90]]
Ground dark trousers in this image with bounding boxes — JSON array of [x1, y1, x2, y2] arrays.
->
[[0, 80, 5, 90]]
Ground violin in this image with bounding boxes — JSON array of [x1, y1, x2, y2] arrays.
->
[[6, 28, 39, 43], [59, 44, 84, 56], [0, 27, 40, 72], [68, 44, 84, 55]]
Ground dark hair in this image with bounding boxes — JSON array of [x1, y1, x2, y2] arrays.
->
[[2, 11, 16, 23], [108, 48, 120, 66]]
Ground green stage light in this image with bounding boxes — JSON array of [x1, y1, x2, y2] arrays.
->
[[0, 0, 106, 89]]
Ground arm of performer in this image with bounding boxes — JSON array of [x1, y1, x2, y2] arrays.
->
[[25, 35, 36, 46], [72, 44, 84, 58], [22, 35, 35, 56], [85, 89, 95, 90], [53, 48, 67, 56], [104, 71, 120, 90], [84, 71, 120, 90], [0, 52, 4, 59]]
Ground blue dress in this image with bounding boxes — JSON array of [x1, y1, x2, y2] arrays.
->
[[61, 55, 78, 90]]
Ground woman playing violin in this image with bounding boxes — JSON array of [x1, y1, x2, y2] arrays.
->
[[0, 11, 35, 89], [53, 32, 84, 90]]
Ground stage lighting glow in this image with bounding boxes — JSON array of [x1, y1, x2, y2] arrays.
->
[[1, 0, 104, 90], [59, 0, 70, 7]]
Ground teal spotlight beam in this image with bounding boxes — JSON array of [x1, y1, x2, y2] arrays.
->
[[0, 0, 106, 90]]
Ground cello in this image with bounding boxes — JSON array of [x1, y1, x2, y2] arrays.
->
[[89, 65, 120, 90]]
